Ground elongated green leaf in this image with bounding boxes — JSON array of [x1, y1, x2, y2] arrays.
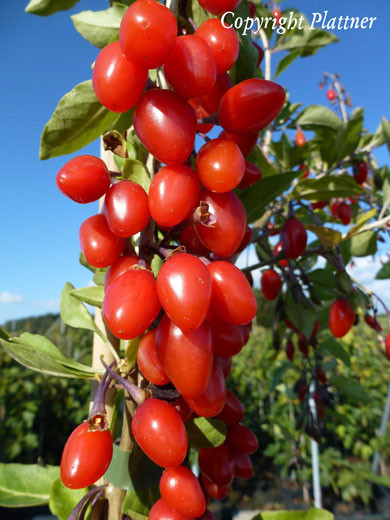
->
[[186, 417, 226, 450], [252, 508, 333, 520], [285, 292, 317, 339], [40, 80, 130, 160], [0, 332, 97, 378], [345, 208, 377, 238], [376, 260, 390, 280], [330, 375, 370, 403], [247, 145, 277, 178], [123, 488, 160, 520], [25, 0, 79, 16], [381, 116, 390, 155], [319, 338, 351, 367], [305, 225, 341, 249], [296, 105, 343, 132], [71, 5, 127, 49], [122, 159, 151, 193], [274, 50, 301, 79], [60, 282, 97, 333], [290, 174, 364, 202], [349, 231, 377, 257], [0, 463, 59, 507], [190, 0, 211, 27], [49, 479, 88, 520], [238, 171, 300, 223], [234, 0, 259, 83], [71, 285, 105, 308]]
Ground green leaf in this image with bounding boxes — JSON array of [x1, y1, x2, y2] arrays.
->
[[349, 231, 377, 257], [233, 1, 258, 83], [70, 285, 105, 308], [25, 0, 79, 16], [238, 171, 300, 223], [190, 0, 211, 27], [274, 50, 302, 79], [0, 463, 59, 507], [345, 208, 377, 239], [122, 159, 151, 193], [290, 174, 364, 202], [330, 375, 370, 403], [93, 269, 107, 286], [285, 292, 317, 339], [247, 145, 277, 178], [49, 478, 88, 520], [60, 282, 97, 333], [151, 255, 163, 278], [376, 260, 390, 280], [270, 361, 292, 392], [319, 338, 351, 367], [186, 417, 226, 450], [40, 80, 129, 160], [305, 225, 341, 249], [123, 488, 160, 520], [79, 251, 97, 273], [381, 116, 390, 155], [71, 5, 126, 48], [296, 105, 343, 132], [0, 332, 97, 378], [252, 508, 333, 520], [275, 23, 338, 54]]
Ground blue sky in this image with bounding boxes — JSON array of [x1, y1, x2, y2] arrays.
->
[[1, 0, 389, 323]]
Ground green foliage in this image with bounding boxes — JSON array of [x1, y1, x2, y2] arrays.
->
[[252, 509, 333, 520], [186, 417, 226, 450], [25, 0, 80, 16], [71, 5, 126, 48], [49, 479, 88, 520]]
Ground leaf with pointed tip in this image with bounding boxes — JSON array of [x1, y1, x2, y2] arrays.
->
[[71, 286, 105, 308], [71, 5, 126, 48], [25, 0, 79, 16]]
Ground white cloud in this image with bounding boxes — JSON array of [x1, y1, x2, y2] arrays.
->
[[0, 291, 23, 304]]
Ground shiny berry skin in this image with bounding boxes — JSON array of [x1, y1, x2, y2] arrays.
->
[[326, 88, 336, 101], [329, 299, 355, 338], [195, 190, 247, 257], [295, 129, 306, 147], [174, 396, 193, 423], [353, 160, 368, 184], [195, 19, 239, 75], [156, 253, 212, 332], [103, 268, 161, 339], [155, 315, 213, 398], [119, 0, 177, 69], [364, 314, 382, 332], [160, 466, 206, 517], [215, 389, 244, 424], [207, 310, 245, 357], [79, 214, 125, 268], [219, 129, 258, 158], [56, 155, 110, 204], [273, 8, 282, 25], [60, 422, 113, 489], [164, 36, 217, 99], [234, 453, 254, 479], [200, 473, 229, 500], [386, 333, 390, 360], [261, 269, 282, 301], [92, 41, 148, 113], [281, 218, 307, 259], [188, 98, 214, 134], [286, 340, 295, 361], [185, 362, 226, 418], [311, 200, 327, 210], [298, 336, 309, 358], [218, 79, 286, 135], [208, 261, 257, 325], [252, 41, 264, 67], [149, 166, 201, 228], [196, 138, 245, 193], [331, 201, 352, 225], [104, 254, 143, 290], [134, 89, 197, 165], [149, 499, 191, 520], [198, 443, 235, 486], [137, 329, 169, 386], [215, 356, 232, 379], [226, 423, 258, 454], [236, 225, 252, 254], [132, 398, 188, 468], [198, 73, 232, 114], [238, 161, 262, 189], [273, 241, 288, 267], [198, 0, 241, 15], [103, 180, 150, 238], [179, 225, 210, 256]]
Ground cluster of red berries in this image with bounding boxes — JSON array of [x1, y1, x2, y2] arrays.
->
[[56, 0, 287, 516]]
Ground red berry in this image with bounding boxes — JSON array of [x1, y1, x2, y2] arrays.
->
[[227, 423, 258, 454], [219, 129, 259, 158], [185, 362, 226, 418], [102, 268, 161, 339], [386, 333, 390, 360], [207, 310, 245, 357], [234, 453, 254, 479], [219, 79, 286, 135], [134, 89, 197, 165], [311, 200, 327, 210], [198, 73, 232, 114], [286, 340, 295, 361], [132, 398, 188, 468], [188, 98, 214, 134], [281, 218, 307, 259], [248, 1, 256, 17], [273, 241, 288, 267], [298, 336, 309, 358], [155, 315, 213, 398], [364, 314, 382, 332], [198, 0, 242, 16], [56, 155, 110, 204], [79, 214, 125, 268], [198, 443, 235, 486], [196, 138, 245, 193], [196, 190, 247, 257], [273, 8, 282, 25], [353, 160, 368, 185], [60, 422, 113, 489], [238, 161, 262, 189], [196, 19, 239, 75], [329, 299, 355, 338], [215, 389, 244, 424], [295, 129, 306, 147], [174, 396, 193, 423], [179, 225, 210, 256], [103, 180, 150, 238], [104, 254, 148, 290], [149, 499, 191, 520], [160, 466, 206, 517], [200, 473, 229, 500], [215, 356, 232, 379], [149, 166, 200, 228], [164, 36, 217, 99], [261, 269, 282, 301], [316, 368, 327, 385], [331, 201, 352, 225], [208, 260, 257, 325], [299, 164, 310, 178], [119, 0, 177, 69], [137, 329, 170, 386], [92, 41, 147, 113], [326, 88, 336, 101]]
